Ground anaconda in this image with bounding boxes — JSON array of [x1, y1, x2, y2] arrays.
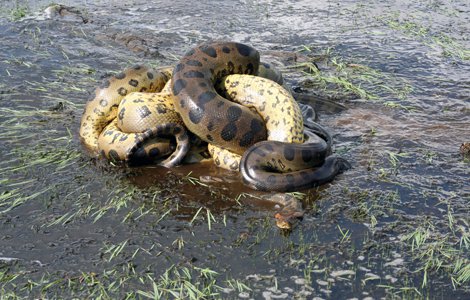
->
[[79, 65, 172, 152], [171, 41, 349, 192], [79, 41, 349, 193]]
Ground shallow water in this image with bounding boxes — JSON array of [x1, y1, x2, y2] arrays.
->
[[0, 0, 469, 298]]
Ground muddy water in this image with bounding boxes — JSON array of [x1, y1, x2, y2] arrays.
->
[[0, 0, 469, 298]]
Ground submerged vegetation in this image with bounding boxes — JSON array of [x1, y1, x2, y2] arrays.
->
[[291, 46, 414, 107], [378, 12, 470, 61]]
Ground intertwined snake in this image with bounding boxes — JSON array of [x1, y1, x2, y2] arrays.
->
[[79, 41, 350, 195]]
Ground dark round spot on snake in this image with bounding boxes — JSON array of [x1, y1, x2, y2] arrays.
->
[[186, 59, 203, 67], [115, 72, 126, 79], [217, 101, 225, 108], [198, 91, 217, 106], [100, 79, 111, 89], [222, 46, 231, 53], [201, 46, 217, 58], [261, 62, 270, 68], [235, 43, 252, 57], [227, 61, 235, 73], [138, 106, 151, 118], [250, 119, 265, 133], [301, 149, 313, 163], [108, 150, 120, 161], [148, 147, 160, 157], [133, 65, 142, 70], [283, 146, 295, 161], [267, 175, 276, 184], [261, 144, 273, 152], [246, 63, 255, 74], [286, 174, 295, 183], [99, 99, 108, 107], [183, 70, 205, 78], [172, 79, 187, 96], [199, 82, 208, 87], [119, 135, 128, 142], [175, 63, 185, 73], [173, 126, 181, 134], [156, 104, 167, 114], [230, 161, 239, 171], [226, 106, 242, 122], [239, 131, 254, 148], [177, 145, 182, 150], [179, 99, 186, 108], [146, 72, 154, 79], [117, 87, 128, 96], [221, 123, 237, 141], [207, 121, 215, 131], [189, 108, 204, 124], [129, 79, 138, 87], [93, 108, 105, 117], [217, 69, 228, 78]]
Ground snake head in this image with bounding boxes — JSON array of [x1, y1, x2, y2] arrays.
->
[[460, 142, 470, 156], [263, 193, 304, 230], [274, 211, 304, 230]]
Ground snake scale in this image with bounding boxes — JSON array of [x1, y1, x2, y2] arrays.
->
[[79, 41, 350, 193]]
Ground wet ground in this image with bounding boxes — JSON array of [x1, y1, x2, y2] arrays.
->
[[0, 0, 469, 299]]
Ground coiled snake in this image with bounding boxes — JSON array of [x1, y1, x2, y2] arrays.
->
[[79, 41, 350, 227]]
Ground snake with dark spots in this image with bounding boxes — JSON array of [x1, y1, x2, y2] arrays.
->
[[170, 41, 350, 192], [240, 118, 351, 192], [79, 41, 350, 194]]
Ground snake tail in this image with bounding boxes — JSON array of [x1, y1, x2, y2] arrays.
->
[[127, 123, 190, 167], [241, 153, 351, 192]]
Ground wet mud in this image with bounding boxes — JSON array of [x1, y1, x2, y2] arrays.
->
[[0, 0, 469, 298]]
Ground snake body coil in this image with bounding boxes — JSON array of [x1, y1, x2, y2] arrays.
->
[[171, 42, 267, 155], [79, 41, 350, 193]]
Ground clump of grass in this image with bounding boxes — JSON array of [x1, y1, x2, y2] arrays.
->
[[135, 265, 222, 299], [401, 216, 470, 289], [1, 260, 250, 299], [291, 46, 414, 105], [345, 188, 400, 228], [9, 5, 28, 21], [378, 13, 470, 61]]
